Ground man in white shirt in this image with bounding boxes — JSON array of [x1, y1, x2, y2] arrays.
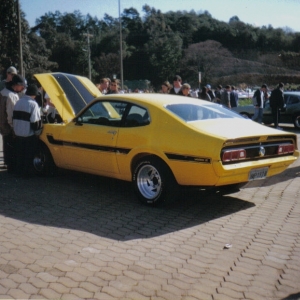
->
[[252, 84, 267, 124]]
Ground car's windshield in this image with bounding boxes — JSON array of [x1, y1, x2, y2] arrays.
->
[[166, 103, 244, 122]]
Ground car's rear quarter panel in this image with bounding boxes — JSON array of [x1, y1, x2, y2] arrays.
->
[[116, 107, 224, 185]]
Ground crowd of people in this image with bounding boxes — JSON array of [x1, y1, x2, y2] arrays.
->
[[0, 66, 288, 177], [0, 67, 42, 177], [96, 74, 286, 130], [96, 74, 240, 110]]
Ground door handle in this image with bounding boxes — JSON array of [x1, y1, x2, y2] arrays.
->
[[108, 130, 117, 139], [108, 130, 117, 135]]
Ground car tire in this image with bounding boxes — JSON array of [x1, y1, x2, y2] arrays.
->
[[132, 156, 178, 206], [293, 114, 300, 129], [33, 143, 56, 176]]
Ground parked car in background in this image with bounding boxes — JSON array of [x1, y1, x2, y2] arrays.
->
[[33, 73, 300, 206], [233, 91, 300, 129]]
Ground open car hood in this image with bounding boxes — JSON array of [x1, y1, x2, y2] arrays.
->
[[34, 73, 101, 122]]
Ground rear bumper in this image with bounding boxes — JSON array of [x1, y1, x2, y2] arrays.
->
[[212, 153, 299, 186]]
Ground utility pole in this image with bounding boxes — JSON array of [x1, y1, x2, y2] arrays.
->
[[119, 0, 124, 89], [17, 0, 24, 76], [83, 31, 93, 80]]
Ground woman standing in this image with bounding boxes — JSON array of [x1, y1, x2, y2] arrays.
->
[[106, 79, 120, 94], [181, 83, 192, 97], [160, 81, 171, 94]]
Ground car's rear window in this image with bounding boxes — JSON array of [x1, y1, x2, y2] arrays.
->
[[166, 103, 244, 122]]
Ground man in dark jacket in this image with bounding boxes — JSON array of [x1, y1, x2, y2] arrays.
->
[[169, 75, 183, 95], [230, 86, 239, 108], [269, 83, 285, 129]]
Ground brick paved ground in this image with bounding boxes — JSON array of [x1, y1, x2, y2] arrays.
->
[[0, 127, 299, 300]]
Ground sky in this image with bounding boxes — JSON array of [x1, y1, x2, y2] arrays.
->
[[20, 0, 300, 32]]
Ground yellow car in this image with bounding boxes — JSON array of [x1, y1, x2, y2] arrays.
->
[[34, 73, 299, 205]]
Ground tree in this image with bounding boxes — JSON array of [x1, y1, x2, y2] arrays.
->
[[6, 4, 300, 86], [229, 16, 240, 23], [180, 40, 233, 86], [25, 32, 58, 81], [93, 53, 120, 79], [0, 0, 20, 75]]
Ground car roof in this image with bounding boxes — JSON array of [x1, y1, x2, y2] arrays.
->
[[284, 91, 300, 96], [97, 93, 214, 109]]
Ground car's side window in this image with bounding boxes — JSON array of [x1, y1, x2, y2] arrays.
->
[[288, 96, 300, 105], [124, 105, 150, 127], [79, 101, 124, 126]]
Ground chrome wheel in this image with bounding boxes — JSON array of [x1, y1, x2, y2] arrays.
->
[[33, 144, 56, 175], [137, 164, 162, 200], [133, 157, 178, 205], [33, 155, 45, 172]]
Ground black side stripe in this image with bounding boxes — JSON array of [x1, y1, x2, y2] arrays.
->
[[47, 135, 131, 154], [52, 73, 95, 115], [165, 153, 211, 164]]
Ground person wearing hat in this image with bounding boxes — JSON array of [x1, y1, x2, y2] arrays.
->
[[13, 84, 42, 177], [0, 66, 18, 91], [205, 84, 215, 101], [0, 74, 26, 171], [169, 75, 183, 95]]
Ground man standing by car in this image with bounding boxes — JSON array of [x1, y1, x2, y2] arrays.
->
[[252, 84, 267, 124], [0, 74, 26, 172], [13, 84, 42, 177], [269, 82, 285, 129]]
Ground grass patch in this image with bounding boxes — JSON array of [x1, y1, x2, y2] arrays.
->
[[238, 98, 252, 106]]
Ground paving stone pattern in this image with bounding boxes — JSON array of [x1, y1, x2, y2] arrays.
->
[[0, 128, 299, 300]]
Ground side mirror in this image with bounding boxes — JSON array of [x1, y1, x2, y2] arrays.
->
[[74, 117, 83, 126]]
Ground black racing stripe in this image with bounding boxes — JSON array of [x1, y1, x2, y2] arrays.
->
[[165, 153, 211, 164], [47, 135, 63, 145], [47, 135, 131, 154], [13, 110, 31, 122], [52, 73, 95, 115]]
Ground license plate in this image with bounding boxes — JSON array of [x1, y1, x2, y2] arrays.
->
[[248, 167, 268, 181]]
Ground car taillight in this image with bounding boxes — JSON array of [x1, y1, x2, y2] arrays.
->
[[222, 149, 246, 162], [278, 144, 294, 154]]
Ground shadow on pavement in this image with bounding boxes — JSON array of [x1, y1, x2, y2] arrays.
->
[[282, 292, 300, 300], [0, 169, 255, 241], [245, 164, 300, 189]]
